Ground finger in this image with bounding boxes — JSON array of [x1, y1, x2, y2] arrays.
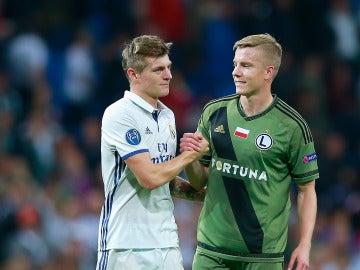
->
[[194, 131, 204, 140], [180, 137, 202, 147], [182, 132, 198, 139], [180, 141, 201, 152], [287, 257, 295, 270], [180, 136, 198, 144]]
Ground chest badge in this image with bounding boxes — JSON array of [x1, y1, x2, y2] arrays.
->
[[255, 133, 273, 150], [169, 124, 176, 140], [234, 127, 250, 139]]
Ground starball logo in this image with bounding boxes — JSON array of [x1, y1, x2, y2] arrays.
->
[[302, 153, 317, 164]]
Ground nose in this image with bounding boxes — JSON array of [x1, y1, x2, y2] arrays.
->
[[164, 68, 172, 80], [232, 65, 241, 77]]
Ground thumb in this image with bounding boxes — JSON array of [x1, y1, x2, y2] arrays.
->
[[194, 131, 203, 139]]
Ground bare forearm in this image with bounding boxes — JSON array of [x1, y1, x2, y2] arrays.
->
[[151, 151, 205, 187], [127, 150, 207, 190], [184, 160, 208, 190], [297, 181, 317, 248], [170, 176, 206, 202], [287, 180, 317, 270]]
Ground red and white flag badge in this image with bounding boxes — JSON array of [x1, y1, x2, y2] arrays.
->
[[234, 127, 250, 139]]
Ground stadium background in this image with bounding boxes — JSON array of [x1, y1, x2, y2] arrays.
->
[[0, 0, 359, 269]]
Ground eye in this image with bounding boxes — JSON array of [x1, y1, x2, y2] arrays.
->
[[153, 68, 164, 74]]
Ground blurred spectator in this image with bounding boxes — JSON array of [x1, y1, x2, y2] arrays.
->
[[327, 0, 360, 62], [140, 0, 187, 42], [0, 70, 21, 114], [294, 0, 334, 55], [0, 70, 22, 155], [62, 28, 96, 133], [0, 156, 50, 268], [272, 50, 299, 103], [293, 55, 330, 142], [95, 31, 130, 109], [7, 31, 49, 111], [54, 134, 95, 196], [77, 116, 101, 171], [266, 0, 304, 55], [160, 69, 196, 137], [325, 58, 360, 147], [0, 0, 15, 68], [16, 82, 63, 183], [312, 209, 360, 269]]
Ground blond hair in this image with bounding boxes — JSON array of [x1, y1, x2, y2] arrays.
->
[[233, 33, 282, 77]]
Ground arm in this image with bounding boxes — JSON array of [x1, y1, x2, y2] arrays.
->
[[288, 180, 317, 270], [125, 136, 208, 190], [169, 176, 206, 202], [184, 160, 209, 190], [180, 132, 209, 190]]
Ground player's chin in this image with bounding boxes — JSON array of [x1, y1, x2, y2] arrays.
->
[[235, 90, 242, 95], [159, 88, 170, 97], [235, 87, 247, 95]]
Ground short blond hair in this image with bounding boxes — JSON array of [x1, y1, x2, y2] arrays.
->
[[233, 33, 282, 77]]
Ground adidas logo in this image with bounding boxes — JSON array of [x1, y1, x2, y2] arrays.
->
[[214, 125, 225, 134], [145, 127, 153, 134]]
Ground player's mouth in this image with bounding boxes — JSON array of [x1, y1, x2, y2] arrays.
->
[[234, 81, 246, 85]]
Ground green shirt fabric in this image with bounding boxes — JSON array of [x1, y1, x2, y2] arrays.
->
[[196, 94, 319, 262]]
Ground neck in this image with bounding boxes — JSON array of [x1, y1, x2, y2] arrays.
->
[[240, 94, 274, 116], [131, 89, 158, 109]]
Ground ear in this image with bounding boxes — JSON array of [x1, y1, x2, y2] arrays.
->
[[265, 66, 275, 80], [127, 68, 138, 80]]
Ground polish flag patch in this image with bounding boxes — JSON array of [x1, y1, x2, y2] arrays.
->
[[234, 127, 250, 139]]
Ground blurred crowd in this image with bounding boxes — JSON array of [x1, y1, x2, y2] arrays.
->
[[0, 0, 359, 269]]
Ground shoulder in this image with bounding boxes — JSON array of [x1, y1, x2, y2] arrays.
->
[[273, 98, 307, 125], [104, 98, 126, 114], [102, 98, 136, 123], [203, 94, 239, 113], [273, 97, 313, 143]]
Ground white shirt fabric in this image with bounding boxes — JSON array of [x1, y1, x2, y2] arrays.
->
[[98, 91, 178, 250]]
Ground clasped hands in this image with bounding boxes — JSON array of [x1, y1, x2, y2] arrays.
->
[[180, 132, 209, 157]]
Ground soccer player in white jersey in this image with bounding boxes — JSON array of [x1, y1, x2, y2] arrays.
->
[[96, 35, 208, 270]]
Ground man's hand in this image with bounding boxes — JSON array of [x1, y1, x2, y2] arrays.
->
[[179, 131, 209, 190], [287, 244, 310, 270], [180, 131, 207, 153]]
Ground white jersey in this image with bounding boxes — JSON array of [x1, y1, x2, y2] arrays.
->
[[98, 91, 178, 251]]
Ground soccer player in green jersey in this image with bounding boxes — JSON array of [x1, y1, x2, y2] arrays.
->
[[180, 33, 319, 270]]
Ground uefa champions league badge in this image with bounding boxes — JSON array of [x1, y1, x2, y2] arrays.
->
[[126, 129, 141, 145], [302, 152, 317, 164]]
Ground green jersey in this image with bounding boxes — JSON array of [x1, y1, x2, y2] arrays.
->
[[196, 94, 319, 262]]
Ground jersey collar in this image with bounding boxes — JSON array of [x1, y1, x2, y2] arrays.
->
[[124, 90, 167, 114], [238, 94, 278, 120]]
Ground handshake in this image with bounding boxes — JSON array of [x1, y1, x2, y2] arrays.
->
[[179, 131, 209, 161]]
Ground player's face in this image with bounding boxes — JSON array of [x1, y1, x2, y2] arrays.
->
[[232, 47, 269, 96], [136, 55, 172, 106]]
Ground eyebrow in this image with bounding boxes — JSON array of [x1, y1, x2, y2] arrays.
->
[[151, 61, 172, 70]]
